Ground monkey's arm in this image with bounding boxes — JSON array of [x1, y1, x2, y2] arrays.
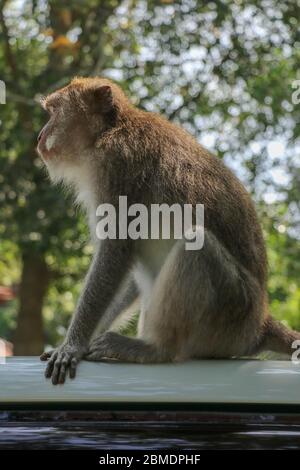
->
[[40, 239, 133, 384], [96, 275, 139, 333]]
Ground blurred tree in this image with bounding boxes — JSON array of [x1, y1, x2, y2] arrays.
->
[[0, 0, 122, 353], [0, 0, 299, 354]]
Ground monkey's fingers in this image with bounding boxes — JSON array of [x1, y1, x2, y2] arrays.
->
[[51, 353, 68, 385], [40, 350, 54, 361], [57, 355, 71, 385], [69, 357, 78, 379], [45, 351, 58, 379]]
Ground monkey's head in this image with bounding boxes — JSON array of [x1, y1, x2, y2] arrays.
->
[[37, 77, 128, 182]]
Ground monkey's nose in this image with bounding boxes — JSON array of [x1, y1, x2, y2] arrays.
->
[[37, 129, 43, 143]]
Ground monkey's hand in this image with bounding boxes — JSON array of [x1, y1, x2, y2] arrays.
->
[[40, 343, 87, 385]]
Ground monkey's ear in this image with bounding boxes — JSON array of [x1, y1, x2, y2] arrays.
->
[[93, 85, 114, 113]]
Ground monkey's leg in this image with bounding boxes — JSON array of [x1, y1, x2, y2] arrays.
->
[[85, 331, 172, 363], [85, 239, 193, 363], [85, 237, 196, 363], [251, 316, 300, 356], [95, 275, 139, 334], [86, 229, 262, 363]]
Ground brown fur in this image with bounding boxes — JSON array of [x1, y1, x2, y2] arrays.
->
[[37, 77, 299, 384]]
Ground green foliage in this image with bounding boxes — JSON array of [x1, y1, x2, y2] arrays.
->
[[0, 299, 17, 340], [0, 0, 299, 347], [265, 209, 300, 330]]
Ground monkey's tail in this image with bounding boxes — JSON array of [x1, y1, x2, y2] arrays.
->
[[254, 316, 300, 356]]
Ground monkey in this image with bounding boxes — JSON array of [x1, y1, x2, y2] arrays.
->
[[37, 76, 300, 385]]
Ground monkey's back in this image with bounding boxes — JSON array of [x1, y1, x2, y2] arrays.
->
[[126, 110, 268, 286]]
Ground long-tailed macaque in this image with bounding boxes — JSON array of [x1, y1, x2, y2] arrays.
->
[[37, 77, 300, 384]]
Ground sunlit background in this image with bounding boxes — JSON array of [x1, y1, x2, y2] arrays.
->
[[0, 0, 299, 356]]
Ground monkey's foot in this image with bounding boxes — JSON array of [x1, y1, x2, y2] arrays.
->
[[40, 343, 87, 385], [85, 332, 125, 361], [85, 331, 169, 363]]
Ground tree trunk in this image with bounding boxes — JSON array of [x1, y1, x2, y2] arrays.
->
[[13, 253, 50, 356]]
